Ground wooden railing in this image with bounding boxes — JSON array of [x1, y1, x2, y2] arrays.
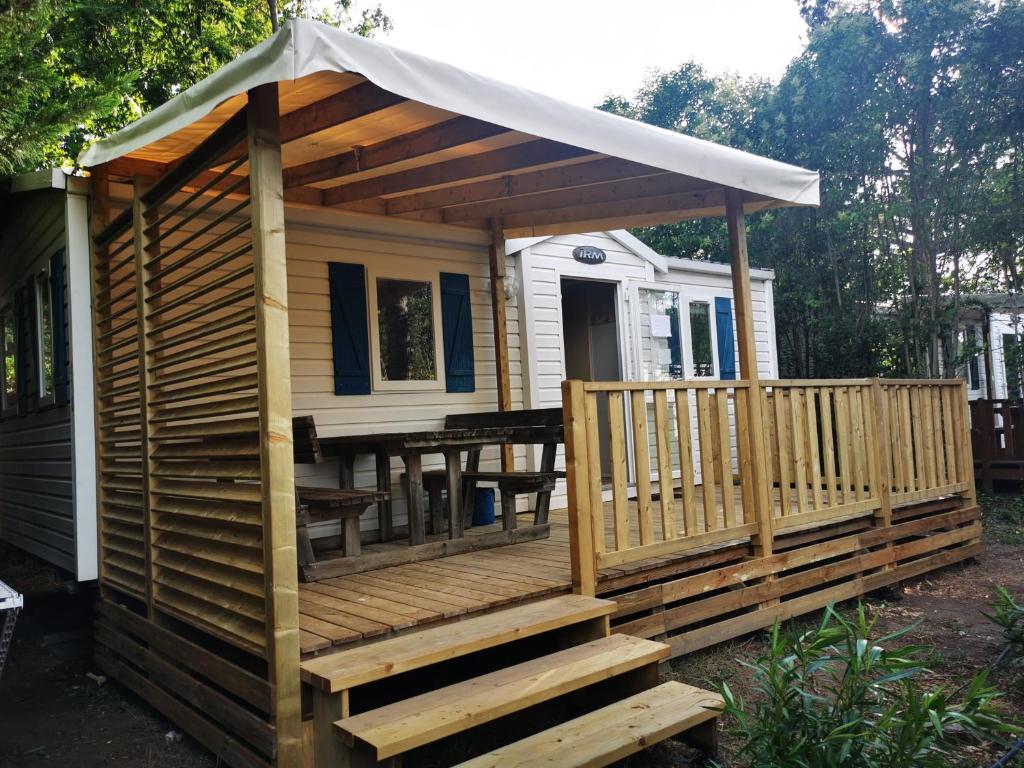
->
[[563, 378, 976, 595]]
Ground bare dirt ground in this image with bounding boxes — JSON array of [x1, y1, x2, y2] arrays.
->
[[1, 494, 1022, 767]]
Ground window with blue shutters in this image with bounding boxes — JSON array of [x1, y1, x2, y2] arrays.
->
[[714, 296, 737, 380], [440, 272, 475, 393], [329, 263, 474, 396]]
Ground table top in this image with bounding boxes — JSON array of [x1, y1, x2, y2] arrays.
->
[[318, 424, 563, 456]]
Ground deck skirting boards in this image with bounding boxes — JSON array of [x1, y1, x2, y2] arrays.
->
[[607, 499, 980, 657]]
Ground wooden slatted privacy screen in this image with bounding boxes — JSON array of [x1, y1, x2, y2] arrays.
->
[[141, 148, 265, 653], [92, 91, 301, 768], [563, 377, 976, 597], [94, 195, 148, 599]]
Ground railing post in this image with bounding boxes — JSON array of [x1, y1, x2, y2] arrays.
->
[[562, 379, 597, 596], [725, 190, 773, 559], [958, 380, 979, 507], [870, 379, 896, 571], [869, 379, 894, 528]]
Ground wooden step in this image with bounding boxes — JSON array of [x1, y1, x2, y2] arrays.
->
[[454, 681, 723, 768], [301, 594, 615, 693], [335, 634, 670, 760]]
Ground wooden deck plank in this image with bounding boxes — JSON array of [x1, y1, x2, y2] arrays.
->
[[454, 681, 722, 768], [301, 595, 616, 692], [336, 634, 669, 759]]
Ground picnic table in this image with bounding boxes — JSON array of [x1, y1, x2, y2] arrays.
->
[[318, 420, 562, 546]]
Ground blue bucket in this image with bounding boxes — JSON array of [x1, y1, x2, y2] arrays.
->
[[472, 488, 496, 526]]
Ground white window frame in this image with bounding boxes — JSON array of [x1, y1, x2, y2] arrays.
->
[[35, 266, 55, 407], [367, 264, 446, 393], [631, 282, 684, 382], [0, 299, 15, 416], [682, 292, 721, 381]]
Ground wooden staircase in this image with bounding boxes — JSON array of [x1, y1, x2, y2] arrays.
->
[[300, 594, 722, 767]]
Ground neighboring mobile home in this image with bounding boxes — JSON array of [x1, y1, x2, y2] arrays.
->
[[956, 294, 1023, 401], [73, 18, 978, 768], [0, 171, 96, 580], [510, 229, 778, 508]]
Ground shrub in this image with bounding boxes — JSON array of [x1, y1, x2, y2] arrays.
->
[[987, 585, 1024, 665], [718, 603, 1019, 768]]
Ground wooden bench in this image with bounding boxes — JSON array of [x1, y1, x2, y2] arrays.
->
[[293, 416, 388, 572], [422, 408, 564, 532]]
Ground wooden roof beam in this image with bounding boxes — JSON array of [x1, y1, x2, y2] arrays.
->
[[282, 115, 512, 189], [441, 173, 714, 224], [220, 80, 408, 164], [322, 140, 597, 207], [384, 156, 667, 216], [496, 187, 730, 237], [103, 156, 325, 207]]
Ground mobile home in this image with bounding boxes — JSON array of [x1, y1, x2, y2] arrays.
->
[[74, 19, 978, 768], [0, 170, 96, 581]]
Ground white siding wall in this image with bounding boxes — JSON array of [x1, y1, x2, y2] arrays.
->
[[515, 232, 779, 510], [0, 189, 77, 572], [282, 209, 524, 538]]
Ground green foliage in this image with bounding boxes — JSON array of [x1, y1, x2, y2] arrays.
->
[[719, 604, 1019, 767], [601, 0, 1024, 379], [987, 586, 1024, 663], [0, 0, 391, 174]]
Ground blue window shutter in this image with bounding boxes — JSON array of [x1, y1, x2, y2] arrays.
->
[[328, 263, 371, 395], [440, 272, 475, 393], [50, 250, 69, 406], [715, 297, 737, 380]]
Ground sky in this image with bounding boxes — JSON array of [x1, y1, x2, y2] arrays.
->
[[355, 0, 809, 107]]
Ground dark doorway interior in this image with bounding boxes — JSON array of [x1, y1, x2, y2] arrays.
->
[[561, 279, 622, 479]]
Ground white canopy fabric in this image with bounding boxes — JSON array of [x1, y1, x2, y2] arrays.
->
[[79, 19, 818, 209]]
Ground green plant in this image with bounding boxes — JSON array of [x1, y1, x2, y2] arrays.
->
[[718, 603, 1019, 767], [987, 586, 1024, 664]]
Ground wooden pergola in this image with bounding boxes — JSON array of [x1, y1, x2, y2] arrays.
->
[[81, 19, 822, 767]]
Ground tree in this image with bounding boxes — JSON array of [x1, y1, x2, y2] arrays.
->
[[0, 0, 391, 176], [601, 0, 1024, 379]]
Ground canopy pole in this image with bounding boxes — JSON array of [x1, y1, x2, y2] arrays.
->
[[726, 189, 773, 560], [489, 217, 514, 471], [248, 83, 302, 768]]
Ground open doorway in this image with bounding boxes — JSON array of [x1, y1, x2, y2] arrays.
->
[[561, 278, 622, 479]]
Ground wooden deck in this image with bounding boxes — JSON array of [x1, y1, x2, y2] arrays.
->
[[299, 512, 574, 655], [298, 483, 891, 656]]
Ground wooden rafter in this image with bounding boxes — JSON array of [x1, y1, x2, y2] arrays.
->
[[323, 140, 596, 206], [442, 175, 717, 224], [384, 156, 666, 215], [283, 115, 511, 189], [495, 188, 728, 232], [221, 80, 407, 165]]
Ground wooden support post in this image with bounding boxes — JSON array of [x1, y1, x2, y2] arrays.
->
[[248, 83, 303, 768], [489, 218, 515, 471], [563, 379, 597, 596], [131, 177, 157, 618], [312, 688, 347, 768], [725, 189, 773, 560]]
